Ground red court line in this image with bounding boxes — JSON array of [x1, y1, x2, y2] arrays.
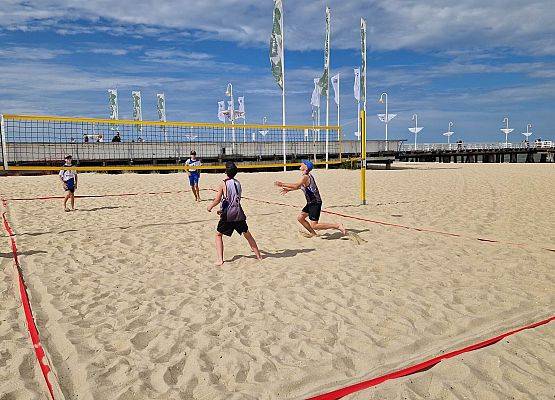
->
[[240, 195, 555, 253], [1, 199, 58, 400], [6, 190, 555, 253], [309, 315, 554, 400], [6, 189, 190, 201]]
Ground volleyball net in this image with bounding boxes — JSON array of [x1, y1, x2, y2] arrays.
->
[[0, 114, 350, 171]]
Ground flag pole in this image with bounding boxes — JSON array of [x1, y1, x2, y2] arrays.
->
[[325, 6, 331, 170], [337, 73, 340, 141], [281, 8, 286, 172]]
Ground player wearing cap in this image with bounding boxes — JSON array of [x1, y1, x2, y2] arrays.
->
[[274, 160, 345, 236], [59, 155, 78, 212]]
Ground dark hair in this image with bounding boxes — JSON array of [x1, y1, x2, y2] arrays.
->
[[65, 155, 72, 159], [225, 161, 238, 178], [190, 150, 196, 155]]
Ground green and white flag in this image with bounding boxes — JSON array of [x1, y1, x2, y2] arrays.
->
[[108, 89, 118, 131], [319, 6, 331, 95], [132, 90, 142, 133], [360, 18, 367, 109], [132, 91, 142, 121], [269, 0, 284, 89], [156, 93, 166, 122], [108, 89, 118, 120]]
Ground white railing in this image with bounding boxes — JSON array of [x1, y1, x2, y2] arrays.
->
[[402, 141, 554, 152]]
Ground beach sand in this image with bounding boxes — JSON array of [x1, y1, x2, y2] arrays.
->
[[0, 163, 553, 399]]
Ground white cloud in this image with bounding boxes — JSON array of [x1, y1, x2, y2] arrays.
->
[[0, 46, 70, 60], [0, 1, 554, 54]]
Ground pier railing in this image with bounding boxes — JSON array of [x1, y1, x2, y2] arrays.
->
[[402, 141, 554, 152]]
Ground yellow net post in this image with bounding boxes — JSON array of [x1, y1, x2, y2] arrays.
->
[[360, 110, 366, 205], [0, 114, 7, 171]]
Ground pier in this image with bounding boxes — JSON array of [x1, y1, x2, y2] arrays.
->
[[398, 142, 555, 163]]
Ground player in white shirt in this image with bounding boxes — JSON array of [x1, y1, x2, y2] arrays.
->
[[59, 155, 78, 212], [185, 150, 202, 202]]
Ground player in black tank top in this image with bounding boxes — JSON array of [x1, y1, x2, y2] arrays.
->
[[274, 160, 346, 237], [207, 162, 262, 266]]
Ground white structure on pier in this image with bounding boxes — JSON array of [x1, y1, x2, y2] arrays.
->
[[408, 114, 423, 150], [522, 123, 532, 141], [500, 116, 514, 146], [443, 121, 454, 146]]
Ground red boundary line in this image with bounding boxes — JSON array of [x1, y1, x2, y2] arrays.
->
[[1, 198, 57, 400], [8, 190, 553, 252], [2, 190, 553, 399], [240, 195, 555, 253], [309, 315, 554, 400]]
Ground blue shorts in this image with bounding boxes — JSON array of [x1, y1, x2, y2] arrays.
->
[[65, 178, 75, 193], [188, 172, 200, 186]]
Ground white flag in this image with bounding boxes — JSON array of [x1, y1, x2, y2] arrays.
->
[[311, 78, 321, 107], [108, 89, 118, 120], [360, 18, 367, 108], [132, 91, 142, 121], [156, 93, 166, 122], [331, 73, 340, 106], [236, 96, 245, 119], [353, 68, 360, 101], [217, 101, 226, 122], [378, 113, 397, 123], [132, 90, 142, 132]]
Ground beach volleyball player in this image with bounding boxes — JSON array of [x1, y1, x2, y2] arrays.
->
[[185, 150, 201, 202], [207, 161, 262, 266], [275, 160, 346, 236], [59, 155, 77, 212]]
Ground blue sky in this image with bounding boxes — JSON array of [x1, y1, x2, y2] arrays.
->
[[1, 0, 554, 142]]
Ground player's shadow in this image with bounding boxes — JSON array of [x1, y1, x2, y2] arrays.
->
[[319, 228, 370, 240], [78, 206, 131, 212], [18, 229, 79, 237], [0, 249, 47, 258], [228, 248, 315, 262]]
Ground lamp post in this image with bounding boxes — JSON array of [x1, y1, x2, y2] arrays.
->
[[522, 123, 532, 140], [522, 123, 532, 148], [408, 114, 423, 150], [379, 92, 388, 150], [500, 116, 514, 147], [226, 83, 235, 146], [443, 121, 454, 148]]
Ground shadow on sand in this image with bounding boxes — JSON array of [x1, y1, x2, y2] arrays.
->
[[0, 249, 47, 259], [228, 248, 315, 263]]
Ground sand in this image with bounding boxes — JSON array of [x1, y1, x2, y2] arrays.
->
[[0, 163, 553, 399]]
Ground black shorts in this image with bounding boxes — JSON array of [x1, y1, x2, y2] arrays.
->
[[217, 220, 248, 236], [302, 202, 322, 222]]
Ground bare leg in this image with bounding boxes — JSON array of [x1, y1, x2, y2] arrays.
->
[[63, 193, 71, 211], [70, 193, 75, 210], [309, 220, 346, 235], [215, 233, 224, 266], [194, 185, 201, 201], [297, 213, 317, 236], [243, 231, 262, 260]]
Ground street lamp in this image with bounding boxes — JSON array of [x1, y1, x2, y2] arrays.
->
[[408, 114, 423, 150], [443, 121, 454, 147], [500, 116, 514, 147], [378, 92, 396, 151], [257, 116, 268, 142], [522, 123, 532, 140], [226, 83, 235, 145]]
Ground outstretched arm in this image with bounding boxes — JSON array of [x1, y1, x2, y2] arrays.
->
[[274, 176, 308, 194], [207, 183, 224, 212]]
